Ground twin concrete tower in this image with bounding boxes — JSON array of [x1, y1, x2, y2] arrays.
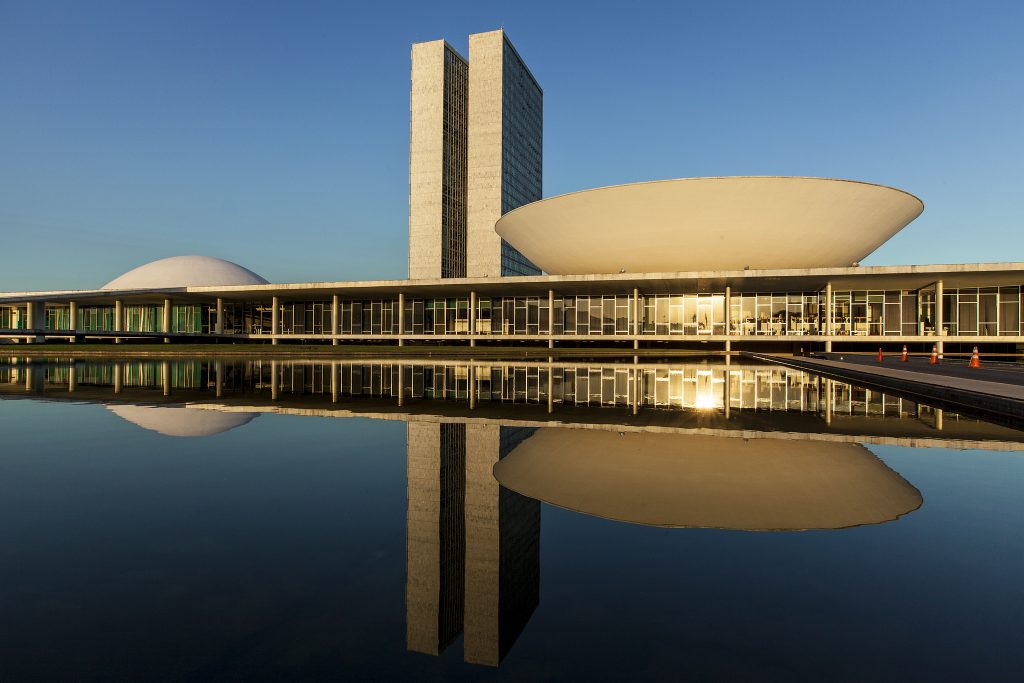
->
[[408, 30, 542, 279]]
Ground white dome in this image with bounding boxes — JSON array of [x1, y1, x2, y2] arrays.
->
[[102, 255, 269, 290], [107, 404, 258, 437]]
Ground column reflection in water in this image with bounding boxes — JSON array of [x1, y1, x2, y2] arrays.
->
[[406, 420, 539, 667]]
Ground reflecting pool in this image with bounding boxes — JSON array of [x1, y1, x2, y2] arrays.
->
[[1, 357, 1023, 680]]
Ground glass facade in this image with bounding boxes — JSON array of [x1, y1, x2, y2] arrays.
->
[[498, 37, 542, 277], [6, 283, 1024, 340], [730, 293, 818, 335], [77, 306, 115, 332], [1, 306, 26, 329], [441, 45, 468, 279]]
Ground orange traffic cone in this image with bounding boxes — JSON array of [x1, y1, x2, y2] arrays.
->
[[901, 344, 908, 362], [930, 344, 938, 365], [877, 347, 883, 363], [969, 346, 982, 368]]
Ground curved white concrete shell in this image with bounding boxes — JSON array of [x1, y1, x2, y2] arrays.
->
[[493, 429, 922, 530], [102, 255, 269, 290], [495, 176, 924, 274], [107, 405, 258, 437]]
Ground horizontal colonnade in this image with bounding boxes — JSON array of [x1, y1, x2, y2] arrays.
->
[[3, 281, 1024, 350]]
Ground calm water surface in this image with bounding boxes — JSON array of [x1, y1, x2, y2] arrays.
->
[[1, 357, 1023, 681]]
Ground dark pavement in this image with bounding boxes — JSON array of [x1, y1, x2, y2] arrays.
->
[[817, 352, 1024, 387]]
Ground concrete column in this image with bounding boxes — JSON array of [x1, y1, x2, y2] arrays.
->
[[548, 289, 555, 349], [162, 298, 171, 344], [114, 299, 123, 344], [332, 294, 339, 346], [271, 297, 279, 346], [215, 298, 224, 335], [68, 363, 77, 393], [398, 292, 405, 347], [69, 301, 78, 343], [935, 408, 944, 431], [468, 362, 476, 409], [935, 280, 944, 356], [26, 301, 45, 343], [113, 363, 122, 394], [215, 360, 223, 398], [470, 291, 477, 347], [824, 282, 833, 353], [270, 360, 278, 399], [725, 285, 732, 337], [632, 287, 639, 350]]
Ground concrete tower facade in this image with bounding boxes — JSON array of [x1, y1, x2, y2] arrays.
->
[[409, 41, 469, 280], [466, 30, 543, 277], [409, 30, 541, 280]]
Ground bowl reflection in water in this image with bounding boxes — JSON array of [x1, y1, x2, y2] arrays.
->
[[494, 428, 922, 530]]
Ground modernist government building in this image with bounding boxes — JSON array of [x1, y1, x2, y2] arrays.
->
[[3, 30, 1023, 355]]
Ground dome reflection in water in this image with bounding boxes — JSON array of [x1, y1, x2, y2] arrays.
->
[[106, 404, 259, 437]]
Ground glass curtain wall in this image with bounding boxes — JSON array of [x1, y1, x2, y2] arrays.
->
[[338, 300, 400, 335], [77, 306, 115, 332], [640, 294, 726, 336], [474, 296, 545, 335], [20, 285, 1019, 339], [280, 301, 332, 335], [400, 298, 467, 336], [940, 286, 1022, 337], [241, 303, 274, 335], [219, 303, 244, 334], [123, 305, 161, 332], [44, 305, 71, 331], [729, 293, 819, 336], [0, 306, 28, 329], [171, 305, 208, 334], [561, 295, 631, 336], [825, 286, 1021, 337]]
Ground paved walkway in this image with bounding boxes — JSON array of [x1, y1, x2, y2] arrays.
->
[[747, 354, 1024, 416], [819, 353, 1024, 388]]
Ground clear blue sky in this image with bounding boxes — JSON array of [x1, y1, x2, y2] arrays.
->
[[2, 0, 1022, 291]]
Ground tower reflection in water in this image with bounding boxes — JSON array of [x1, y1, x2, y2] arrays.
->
[[406, 421, 539, 667], [402, 422, 925, 666]]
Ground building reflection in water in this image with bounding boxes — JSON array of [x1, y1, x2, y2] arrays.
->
[[0, 357, 974, 424], [3, 356, 1024, 667], [406, 420, 539, 667]]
